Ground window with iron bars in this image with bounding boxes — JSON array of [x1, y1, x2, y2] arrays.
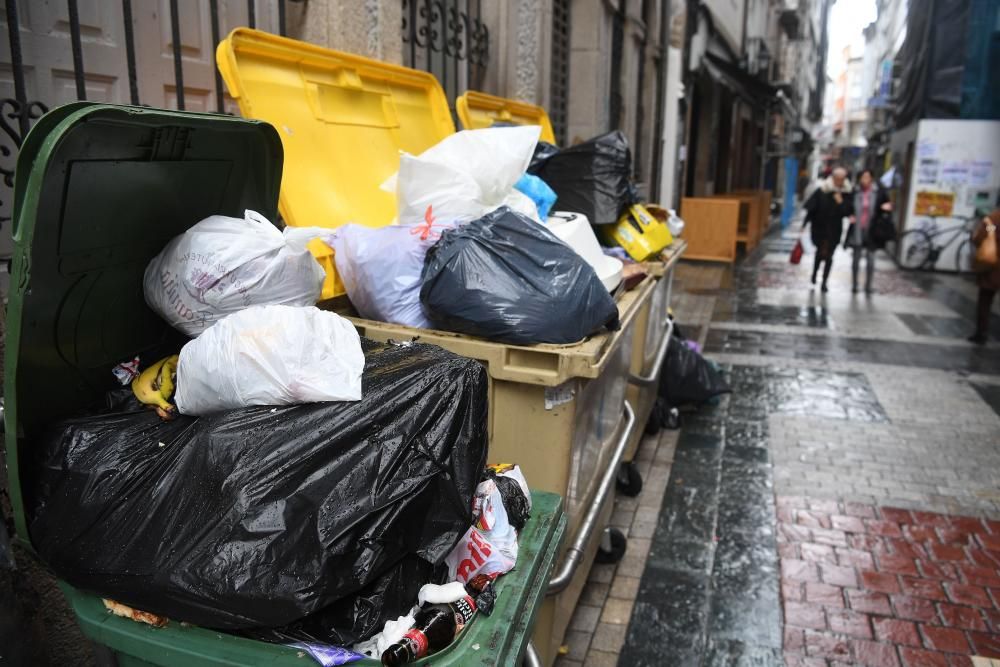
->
[[401, 0, 489, 117], [1, 0, 289, 242], [549, 0, 571, 145]]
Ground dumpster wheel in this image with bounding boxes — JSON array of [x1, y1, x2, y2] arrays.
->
[[594, 527, 627, 564], [616, 461, 643, 497]]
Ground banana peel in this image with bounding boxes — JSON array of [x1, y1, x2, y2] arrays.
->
[[132, 355, 179, 420]]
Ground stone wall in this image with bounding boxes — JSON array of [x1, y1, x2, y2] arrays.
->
[[287, 0, 403, 64]]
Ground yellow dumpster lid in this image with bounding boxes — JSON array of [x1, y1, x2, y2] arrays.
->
[[456, 91, 556, 144], [216, 28, 456, 231]]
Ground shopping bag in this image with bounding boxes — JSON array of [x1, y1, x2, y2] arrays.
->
[[790, 239, 804, 265], [870, 214, 897, 247]]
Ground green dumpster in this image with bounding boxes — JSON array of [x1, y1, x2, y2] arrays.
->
[[3, 102, 567, 666]]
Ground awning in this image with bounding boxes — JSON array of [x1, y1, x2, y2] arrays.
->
[[704, 53, 778, 108]]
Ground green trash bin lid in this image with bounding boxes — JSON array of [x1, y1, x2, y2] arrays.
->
[[62, 491, 565, 666], [3, 103, 283, 540]]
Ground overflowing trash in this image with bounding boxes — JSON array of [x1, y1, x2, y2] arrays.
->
[[143, 210, 324, 336], [175, 304, 364, 415], [420, 207, 621, 344], [29, 339, 488, 631]]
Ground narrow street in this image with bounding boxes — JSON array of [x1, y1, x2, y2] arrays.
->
[[556, 222, 1000, 667]]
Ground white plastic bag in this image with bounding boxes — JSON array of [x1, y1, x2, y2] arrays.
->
[[332, 221, 453, 329], [385, 126, 543, 225], [144, 210, 324, 337], [445, 479, 518, 584], [175, 305, 363, 415]]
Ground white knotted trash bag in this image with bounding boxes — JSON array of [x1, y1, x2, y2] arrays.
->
[[175, 305, 364, 415], [144, 210, 324, 336]]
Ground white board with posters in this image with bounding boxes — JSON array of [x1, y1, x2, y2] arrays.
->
[[902, 120, 1000, 272]]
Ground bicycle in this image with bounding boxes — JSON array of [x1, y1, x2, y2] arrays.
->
[[889, 214, 979, 272]]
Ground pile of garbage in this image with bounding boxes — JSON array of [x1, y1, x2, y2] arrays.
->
[[30, 338, 489, 632], [29, 204, 500, 660], [28, 119, 680, 663], [329, 124, 679, 345]]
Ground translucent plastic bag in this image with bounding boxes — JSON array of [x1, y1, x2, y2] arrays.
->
[[332, 220, 454, 329], [386, 126, 543, 225], [175, 305, 364, 415], [144, 210, 324, 337]]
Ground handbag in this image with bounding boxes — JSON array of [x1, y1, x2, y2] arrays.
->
[[790, 239, 804, 265], [870, 214, 896, 247], [975, 222, 998, 269]]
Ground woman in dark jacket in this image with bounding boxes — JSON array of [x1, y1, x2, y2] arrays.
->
[[845, 169, 892, 294], [969, 208, 1000, 344], [803, 167, 854, 292]]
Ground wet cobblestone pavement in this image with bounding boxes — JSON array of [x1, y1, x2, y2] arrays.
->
[[557, 220, 1000, 667]]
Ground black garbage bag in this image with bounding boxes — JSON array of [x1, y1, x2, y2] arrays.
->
[[534, 131, 634, 225], [28, 340, 488, 630], [420, 206, 620, 344], [659, 339, 731, 406], [249, 555, 442, 646], [527, 141, 560, 174]]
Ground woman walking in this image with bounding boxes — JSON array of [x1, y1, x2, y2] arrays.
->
[[845, 169, 892, 294], [803, 167, 854, 292], [969, 208, 1000, 344]]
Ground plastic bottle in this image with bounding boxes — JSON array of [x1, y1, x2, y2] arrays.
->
[[380, 595, 477, 665]]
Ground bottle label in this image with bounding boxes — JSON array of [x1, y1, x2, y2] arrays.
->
[[452, 595, 477, 627], [402, 629, 429, 658]]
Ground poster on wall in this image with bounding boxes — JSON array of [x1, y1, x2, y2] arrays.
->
[[940, 161, 970, 184], [970, 160, 993, 187], [917, 159, 940, 184], [913, 191, 955, 217]]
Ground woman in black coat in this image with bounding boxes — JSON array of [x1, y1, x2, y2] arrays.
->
[[803, 167, 855, 292], [845, 169, 892, 294]]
